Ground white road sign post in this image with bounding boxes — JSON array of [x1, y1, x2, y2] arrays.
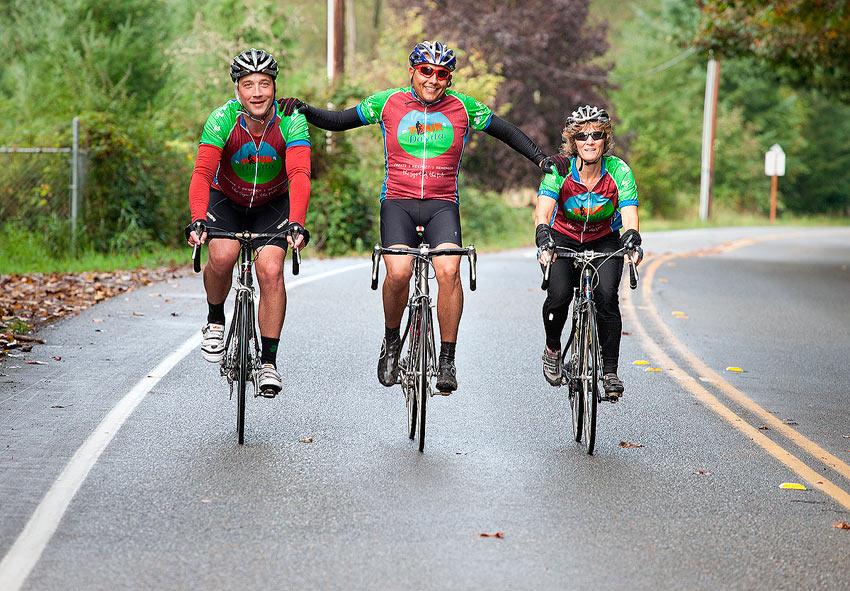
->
[[765, 144, 786, 224]]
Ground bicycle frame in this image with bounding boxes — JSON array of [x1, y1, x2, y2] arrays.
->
[[192, 227, 301, 444], [540, 245, 640, 454], [371, 242, 477, 451]]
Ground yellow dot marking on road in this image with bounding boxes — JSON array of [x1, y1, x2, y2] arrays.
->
[[726, 367, 744, 373], [633, 360, 650, 365], [780, 483, 808, 490]]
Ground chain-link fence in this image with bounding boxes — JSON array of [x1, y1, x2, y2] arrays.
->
[[0, 118, 86, 254]]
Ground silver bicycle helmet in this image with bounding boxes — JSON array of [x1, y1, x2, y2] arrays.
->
[[566, 105, 610, 125], [230, 48, 279, 82]]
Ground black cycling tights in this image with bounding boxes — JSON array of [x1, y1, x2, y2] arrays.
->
[[542, 232, 624, 374]]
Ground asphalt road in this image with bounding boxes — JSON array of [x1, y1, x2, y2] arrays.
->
[[1, 227, 848, 590]]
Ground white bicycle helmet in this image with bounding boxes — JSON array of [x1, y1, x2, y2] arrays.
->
[[566, 105, 610, 125]]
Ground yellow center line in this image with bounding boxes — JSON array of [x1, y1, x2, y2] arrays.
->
[[641, 236, 850, 484], [623, 289, 850, 511], [622, 231, 850, 511]]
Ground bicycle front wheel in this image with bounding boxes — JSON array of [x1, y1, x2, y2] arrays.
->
[[236, 294, 251, 445], [581, 305, 600, 455], [404, 306, 421, 440], [568, 315, 584, 443], [416, 301, 431, 452]]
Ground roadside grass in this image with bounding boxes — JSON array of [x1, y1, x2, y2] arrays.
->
[[0, 236, 187, 275], [2, 210, 846, 275]]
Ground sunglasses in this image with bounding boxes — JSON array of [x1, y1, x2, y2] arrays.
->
[[574, 130, 605, 142], [415, 65, 452, 81]]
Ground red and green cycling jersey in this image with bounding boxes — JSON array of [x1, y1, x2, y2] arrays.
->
[[538, 155, 639, 243], [198, 99, 310, 206], [355, 87, 494, 202]]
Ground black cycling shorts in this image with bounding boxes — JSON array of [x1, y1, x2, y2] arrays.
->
[[380, 198, 462, 248], [205, 189, 290, 249]]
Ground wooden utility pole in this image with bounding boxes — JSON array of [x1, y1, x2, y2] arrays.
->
[[327, 0, 345, 84], [699, 56, 720, 221]]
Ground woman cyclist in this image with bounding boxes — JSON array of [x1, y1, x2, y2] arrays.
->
[[533, 105, 641, 399]]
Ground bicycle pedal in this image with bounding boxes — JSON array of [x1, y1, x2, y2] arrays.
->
[[257, 387, 279, 399]]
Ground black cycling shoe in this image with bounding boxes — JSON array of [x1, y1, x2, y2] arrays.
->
[[377, 337, 402, 387], [603, 372, 624, 400], [436, 357, 457, 393]]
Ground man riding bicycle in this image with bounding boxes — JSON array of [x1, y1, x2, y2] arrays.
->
[[534, 105, 641, 399], [279, 41, 559, 393], [186, 48, 311, 397]]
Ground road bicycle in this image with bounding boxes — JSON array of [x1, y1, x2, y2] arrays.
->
[[192, 226, 301, 445], [370, 236, 477, 452], [541, 245, 640, 455]]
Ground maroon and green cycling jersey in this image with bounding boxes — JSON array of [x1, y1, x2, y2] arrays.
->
[[199, 99, 311, 207], [538, 155, 639, 243], [355, 87, 494, 202]]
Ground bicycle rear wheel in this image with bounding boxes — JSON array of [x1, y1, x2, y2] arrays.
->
[[416, 300, 430, 452], [581, 305, 600, 455], [236, 294, 251, 445], [568, 315, 584, 443]]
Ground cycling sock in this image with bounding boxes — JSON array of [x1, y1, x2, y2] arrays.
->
[[439, 341, 456, 361], [385, 326, 400, 343], [261, 337, 279, 367], [207, 301, 226, 325]]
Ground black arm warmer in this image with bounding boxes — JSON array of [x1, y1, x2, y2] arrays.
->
[[483, 115, 546, 166], [303, 105, 365, 131]]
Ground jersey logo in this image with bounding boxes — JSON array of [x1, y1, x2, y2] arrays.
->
[[397, 111, 454, 159], [230, 141, 282, 184], [563, 192, 615, 222]]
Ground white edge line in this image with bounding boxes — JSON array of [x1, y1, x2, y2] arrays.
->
[[0, 260, 370, 591]]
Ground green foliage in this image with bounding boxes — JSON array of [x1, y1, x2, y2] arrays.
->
[[693, 1, 850, 101], [609, 0, 850, 219]]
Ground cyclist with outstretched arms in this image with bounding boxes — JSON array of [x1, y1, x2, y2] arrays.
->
[[534, 106, 641, 399], [280, 41, 561, 393], [185, 48, 311, 397]]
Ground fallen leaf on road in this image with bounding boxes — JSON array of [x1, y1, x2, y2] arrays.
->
[[784, 420, 799, 426], [726, 366, 744, 373], [758, 425, 770, 430], [25, 360, 47, 365], [299, 436, 314, 444], [645, 367, 662, 372], [695, 469, 711, 476], [621, 331, 631, 336], [132, 311, 145, 317], [50, 405, 65, 409], [170, 312, 180, 317], [52, 356, 62, 361], [780, 482, 807, 490], [479, 531, 505, 539], [619, 441, 644, 449], [833, 521, 850, 530]]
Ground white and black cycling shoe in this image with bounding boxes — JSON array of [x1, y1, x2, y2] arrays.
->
[[257, 363, 282, 398], [201, 323, 225, 363], [542, 347, 563, 387]]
